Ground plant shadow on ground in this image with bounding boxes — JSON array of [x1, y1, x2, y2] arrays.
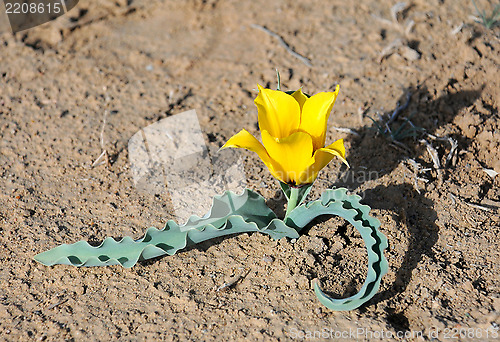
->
[[138, 234, 241, 268], [311, 85, 482, 318], [141, 85, 482, 319]]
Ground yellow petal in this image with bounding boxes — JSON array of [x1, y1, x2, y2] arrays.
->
[[255, 85, 301, 139], [299, 85, 340, 150], [220, 129, 277, 175], [291, 88, 308, 112], [261, 130, 314, 185], [301, 138, 349, 184]]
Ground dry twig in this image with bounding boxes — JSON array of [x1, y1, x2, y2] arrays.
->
[[390, 2, 409, 22], [450, 193, 499, 213], [445, 137, 458, 168], [332, 127, 360, 136], [250, 24, 312, 67], [386, 92, 411, 129], [47, 298, 68, 310], [426, 134, 459, 168], [92, 109, 108, 167], [420, 139, 441, 169], [216, 269, 250, 292]]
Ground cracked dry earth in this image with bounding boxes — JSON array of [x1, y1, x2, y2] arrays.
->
[[0, 0, 499, 341]]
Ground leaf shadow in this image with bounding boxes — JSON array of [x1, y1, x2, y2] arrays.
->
[[323, 86, 482, 308], [140, 85, 482, 307], [137, 234, 241, 267], [363, 183, 438, 306]]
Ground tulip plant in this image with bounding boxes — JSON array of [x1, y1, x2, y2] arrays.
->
[[35, 79, 388, 311], [222, 85, 348, 217]]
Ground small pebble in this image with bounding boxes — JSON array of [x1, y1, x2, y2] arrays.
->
[[401, 46, 421, 61], [23, 209, 35, 217], [262, 255, 274, 263]]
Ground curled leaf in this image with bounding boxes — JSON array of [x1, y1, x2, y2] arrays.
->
[[286, 188, 389, 311]]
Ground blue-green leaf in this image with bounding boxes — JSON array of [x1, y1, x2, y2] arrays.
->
[[286, 188, 389, 311], [34, 189, 299, 268]]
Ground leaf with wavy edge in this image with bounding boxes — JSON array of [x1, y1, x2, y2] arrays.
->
[[34, 187, 388, 311], [34, 189, 300, 267], [285, 188, 389, 311]]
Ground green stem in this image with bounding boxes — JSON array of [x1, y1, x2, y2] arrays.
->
[[285, 187, 300, 218]]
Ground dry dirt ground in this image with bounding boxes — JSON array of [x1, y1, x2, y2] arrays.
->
[[0, 0, 499, 341]]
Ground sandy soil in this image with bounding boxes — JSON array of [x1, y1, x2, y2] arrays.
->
[[0, 0, 499, 341]]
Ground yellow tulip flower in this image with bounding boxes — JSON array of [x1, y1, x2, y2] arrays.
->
[[221, 85, 348, 186]]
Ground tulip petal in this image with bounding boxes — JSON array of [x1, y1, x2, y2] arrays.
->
[[291, 88, 308, 112], [261, 130, 314, 185], [299, 85, 340, 150], [220, 129, 277, 175], [255, 85, 301, 139], [302, 138, 349, 184]]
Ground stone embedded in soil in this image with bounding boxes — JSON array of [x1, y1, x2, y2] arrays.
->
[[23, 26, 62, 49]]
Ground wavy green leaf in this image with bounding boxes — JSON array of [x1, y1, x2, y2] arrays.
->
[[285, 188, 389, 311], [34, 187, 388, 312], [34, 189, 299, 268]]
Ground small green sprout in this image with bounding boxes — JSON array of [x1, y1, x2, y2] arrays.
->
[[368, 93, 426, 145], [471, 0, 500, 29], [369, 112, 426, 142]]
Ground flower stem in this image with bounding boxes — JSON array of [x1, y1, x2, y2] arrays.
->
[[285, 187, 300, 218]]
